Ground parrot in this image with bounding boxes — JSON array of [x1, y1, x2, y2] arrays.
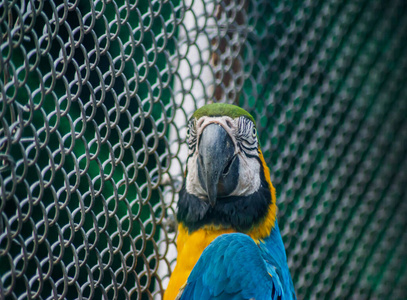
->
[[164, 103, 296, 300]]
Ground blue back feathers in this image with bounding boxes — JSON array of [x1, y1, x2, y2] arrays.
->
[[179, 223, 296, 300]]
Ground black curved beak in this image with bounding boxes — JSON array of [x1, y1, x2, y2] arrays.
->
[[197, 123, 239, 206]]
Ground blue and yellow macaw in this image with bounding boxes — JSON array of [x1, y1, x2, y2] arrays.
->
[[165, 103, 296, 300]]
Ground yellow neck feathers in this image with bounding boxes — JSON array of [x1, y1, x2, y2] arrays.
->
[[250, 148, 277, 241]]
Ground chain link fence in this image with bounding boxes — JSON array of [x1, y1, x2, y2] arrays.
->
[[1, 0, 407, 299]]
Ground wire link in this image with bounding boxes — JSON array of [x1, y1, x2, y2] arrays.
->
[[1, 0, 407, 299]]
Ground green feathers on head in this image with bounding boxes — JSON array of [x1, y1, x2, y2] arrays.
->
[[193, 103, 255, 124]]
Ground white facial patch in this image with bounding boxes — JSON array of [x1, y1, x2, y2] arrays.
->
[[230, 151, 261, 196], [185, 153, 208, 198]]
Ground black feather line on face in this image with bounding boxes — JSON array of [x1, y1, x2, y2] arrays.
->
[[177, 164, 271, 233]]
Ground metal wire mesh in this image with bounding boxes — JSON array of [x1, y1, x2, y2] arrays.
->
[[1, 0, 406, 299]]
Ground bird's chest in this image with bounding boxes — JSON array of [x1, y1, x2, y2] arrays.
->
[[164, 226, 234, 300]]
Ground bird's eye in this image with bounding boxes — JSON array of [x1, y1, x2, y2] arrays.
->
[[252, 127, 257, 138], [186, 127, 190, 138]]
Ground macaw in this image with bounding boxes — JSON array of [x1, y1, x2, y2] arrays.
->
[[165, 103, 296, 300]]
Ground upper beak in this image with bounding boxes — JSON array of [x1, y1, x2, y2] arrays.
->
[[197, 123, 238, 206]]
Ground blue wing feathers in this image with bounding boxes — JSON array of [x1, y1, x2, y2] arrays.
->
[[261, 223, 296, 300], [179, 232, 284, 300], [179, 223, 296, 300]]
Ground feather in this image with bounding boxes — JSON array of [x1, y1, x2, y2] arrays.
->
[[179, 233, 283, 300]]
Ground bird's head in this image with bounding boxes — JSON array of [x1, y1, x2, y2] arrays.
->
[[177, 103, 277, 237]]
